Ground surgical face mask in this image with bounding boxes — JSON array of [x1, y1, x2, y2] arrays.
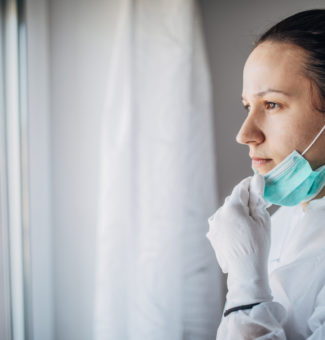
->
[[253, 124, 325, 206]]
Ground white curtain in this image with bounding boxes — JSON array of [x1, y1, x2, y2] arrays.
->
[[93, 0, 225, 339]]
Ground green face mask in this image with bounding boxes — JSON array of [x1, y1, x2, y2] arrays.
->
[[253, 125, 325, 207]]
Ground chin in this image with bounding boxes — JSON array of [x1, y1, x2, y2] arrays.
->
[[253, 163, 276, 175]]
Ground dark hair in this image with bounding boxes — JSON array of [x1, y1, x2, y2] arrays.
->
[[255, 9, 325, 113]]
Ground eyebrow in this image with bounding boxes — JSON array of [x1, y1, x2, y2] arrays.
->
[[241, 89, 291, 101]]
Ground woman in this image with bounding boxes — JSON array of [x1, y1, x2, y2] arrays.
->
[[206, 9, 325, 339]]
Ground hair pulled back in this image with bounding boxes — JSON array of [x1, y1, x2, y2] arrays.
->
[[255, 9, 325, 112]]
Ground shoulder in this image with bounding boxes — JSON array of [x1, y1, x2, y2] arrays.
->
[[304, 200, 325, 223]]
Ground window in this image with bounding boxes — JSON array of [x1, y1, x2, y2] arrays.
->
[[0, 0, 32, 339]]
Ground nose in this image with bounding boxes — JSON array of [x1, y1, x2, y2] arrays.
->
[[236, 113, 265, 145]]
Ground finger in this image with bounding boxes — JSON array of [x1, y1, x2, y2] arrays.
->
[[249, 174, 268, 210], [226, 176, 252, 208], [249, 174, 271, 226], [250, 173, 265, 196]]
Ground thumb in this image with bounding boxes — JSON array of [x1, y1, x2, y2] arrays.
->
[[249, 174, 268, 210]]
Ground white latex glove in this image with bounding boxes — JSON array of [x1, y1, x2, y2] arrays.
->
[[206, 174, 273, 310]]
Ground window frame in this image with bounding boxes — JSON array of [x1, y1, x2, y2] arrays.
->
[[0, 0, 32, 339]]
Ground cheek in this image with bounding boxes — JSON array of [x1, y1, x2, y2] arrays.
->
[[264, 120, 298, 163], [261, 100, 322, 167]]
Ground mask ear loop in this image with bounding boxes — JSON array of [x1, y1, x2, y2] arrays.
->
[[302, 124, 325, 156]]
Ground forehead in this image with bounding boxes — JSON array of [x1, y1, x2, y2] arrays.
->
[[242, 41, 308, 98]]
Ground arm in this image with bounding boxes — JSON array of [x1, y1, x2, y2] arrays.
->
[[207, 175, 286, 339], [217, 301, 286, 339], [216, 281, 325, 340]]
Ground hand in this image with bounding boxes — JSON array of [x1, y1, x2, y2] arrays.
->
[[206, 174, 273, 309]]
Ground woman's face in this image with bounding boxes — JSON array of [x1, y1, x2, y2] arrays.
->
[[236, 41, 325, 175]]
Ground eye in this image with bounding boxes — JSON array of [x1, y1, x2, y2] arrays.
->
[[265, 101, 280, 110]]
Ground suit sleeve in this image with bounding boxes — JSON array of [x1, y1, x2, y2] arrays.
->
[[306, 284, 325, 339], [216, 301, 287, 339]]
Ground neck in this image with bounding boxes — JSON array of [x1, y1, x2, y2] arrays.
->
[[301, 185, 325, 211]]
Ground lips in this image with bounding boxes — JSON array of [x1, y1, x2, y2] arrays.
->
[[251, 157, 272, 166]]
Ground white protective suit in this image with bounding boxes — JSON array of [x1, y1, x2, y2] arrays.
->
[[216, 196, 325, 339]]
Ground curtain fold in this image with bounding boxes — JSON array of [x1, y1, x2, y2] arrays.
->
[[94, 1, 225, 339]]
